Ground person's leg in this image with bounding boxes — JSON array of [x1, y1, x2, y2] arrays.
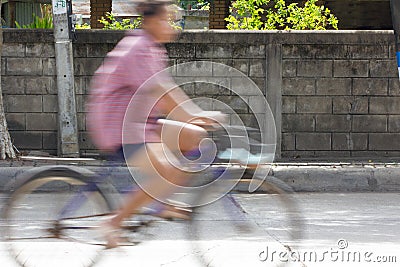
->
[[103, 121, 206, 247], [103, 143, 188, 247], [157, 118, 207, 153]]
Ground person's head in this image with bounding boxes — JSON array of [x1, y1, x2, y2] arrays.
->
[[136, 2, 178, 43]]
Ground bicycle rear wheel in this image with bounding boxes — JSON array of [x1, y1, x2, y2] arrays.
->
[[2, 167, 113, 267], [189, 174, 303, 267]]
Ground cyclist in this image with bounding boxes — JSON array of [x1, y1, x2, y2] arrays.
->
[[87, 1, 225, 248]]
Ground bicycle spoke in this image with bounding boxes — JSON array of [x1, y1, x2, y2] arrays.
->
[[189, 176, 303, 267], [3, 172, 112, 267]]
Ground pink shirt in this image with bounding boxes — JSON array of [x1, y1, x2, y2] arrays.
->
[[87, 30, 172, 152]]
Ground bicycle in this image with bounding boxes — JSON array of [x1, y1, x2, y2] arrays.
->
[[1, 124, 303, 267]]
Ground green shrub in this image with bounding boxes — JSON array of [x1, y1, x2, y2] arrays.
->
[[99, 10, 182, 30], [178, 0, 210, 10], [75, 23, 91, 29], [226, 0, 338, 30], [99, 12, 142, 30], [15, 4, 53, 29]]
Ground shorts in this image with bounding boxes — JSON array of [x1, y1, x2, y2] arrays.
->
[[109, 143, 145, 163]]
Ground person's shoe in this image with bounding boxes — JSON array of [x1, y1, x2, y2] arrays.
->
[[155, 206, 192, 220], [99, 222, 121, 249]]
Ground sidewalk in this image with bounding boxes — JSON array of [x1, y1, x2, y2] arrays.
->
[[0, 156, 400, 192]]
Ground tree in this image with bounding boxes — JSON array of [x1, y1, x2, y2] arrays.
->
[[0, 4, 17, 159], [226, 0, 338, 30]]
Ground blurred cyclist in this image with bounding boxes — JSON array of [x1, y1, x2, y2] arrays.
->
[[87, 1, 225, 248]]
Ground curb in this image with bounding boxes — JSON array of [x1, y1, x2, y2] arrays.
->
[[272, 164, 400, 192], [1, 162, 400, 192]]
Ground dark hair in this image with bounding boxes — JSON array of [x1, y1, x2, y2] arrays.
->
[[136, 2, 169, 17]]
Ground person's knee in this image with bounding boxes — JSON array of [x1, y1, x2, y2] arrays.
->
[[179, 124, 207, 151]]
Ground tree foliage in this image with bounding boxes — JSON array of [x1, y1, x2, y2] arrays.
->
[[226, 0, 338, 30]]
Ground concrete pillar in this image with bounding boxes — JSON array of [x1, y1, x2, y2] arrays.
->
[[266, 43, 282, 159], [52, 0, 80, 157]]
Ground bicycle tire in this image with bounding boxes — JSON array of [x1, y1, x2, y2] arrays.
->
[[2, 166, 113, 267], [189, 174, 303, 267]]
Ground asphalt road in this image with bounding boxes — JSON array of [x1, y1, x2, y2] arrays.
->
[[1, 193, 400, 267]]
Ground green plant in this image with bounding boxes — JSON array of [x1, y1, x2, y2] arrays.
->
[[226, 0, 338, 30], [168, 5, 183, 30], [99, 10, 182, 31], [99, 12, 142, 30], [76, 23, 91, 29], [197, 0, 210, 10], [15, 4, 53, 29], [178, 0, 210, 10]]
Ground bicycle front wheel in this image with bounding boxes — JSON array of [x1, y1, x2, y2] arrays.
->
[[189, 174, 303, 267], [2, 167, 113, 267]]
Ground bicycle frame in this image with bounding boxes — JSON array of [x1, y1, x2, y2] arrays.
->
[[55, 124, 270, 225]]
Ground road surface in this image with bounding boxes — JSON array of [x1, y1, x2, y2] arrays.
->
[[1, 193, 400, 267]]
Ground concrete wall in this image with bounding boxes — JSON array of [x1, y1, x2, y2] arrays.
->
[[182, 10, 209, 29], [2, 29, 398, 159], [279, 32, 397, 158]]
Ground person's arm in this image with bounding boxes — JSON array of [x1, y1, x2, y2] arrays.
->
[[154, 83, 227, 124]]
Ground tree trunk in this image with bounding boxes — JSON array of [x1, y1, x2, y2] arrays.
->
[[0, 5, 17, 159]]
